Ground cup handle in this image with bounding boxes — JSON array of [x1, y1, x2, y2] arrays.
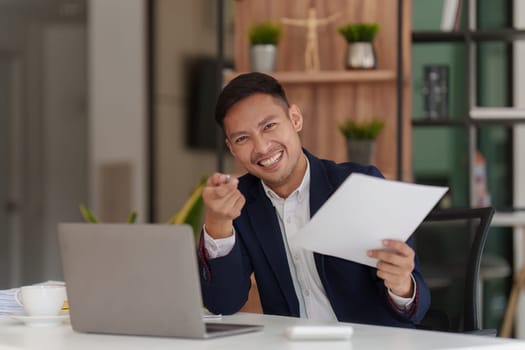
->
[[14, 289, 24, 306]]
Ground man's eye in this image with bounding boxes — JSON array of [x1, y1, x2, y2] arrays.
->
[[234, 136, 248, 144], [264, 122, 276, 130]]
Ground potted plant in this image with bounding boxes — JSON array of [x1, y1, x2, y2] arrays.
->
[[337, 23, 380, 69], [248, 21, 282, 72], [80, 178, 206, 243], [338, 118, 384, 164]]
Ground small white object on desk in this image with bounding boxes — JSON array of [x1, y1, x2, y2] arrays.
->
[[284, 325, 354, 341]]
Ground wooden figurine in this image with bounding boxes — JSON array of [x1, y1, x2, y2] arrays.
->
[[281, 8, 340, 71]]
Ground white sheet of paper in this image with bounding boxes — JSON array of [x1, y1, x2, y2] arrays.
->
[[293, 173, 448, 267]]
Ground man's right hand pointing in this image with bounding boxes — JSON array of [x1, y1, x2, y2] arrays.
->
[[202, 173, 246, 239]]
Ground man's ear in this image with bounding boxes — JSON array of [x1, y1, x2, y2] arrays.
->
[[289, 104, 303, 132]]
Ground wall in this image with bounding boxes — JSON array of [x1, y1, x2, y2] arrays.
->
[[0, 2, 88, 286], [154, 0, 234, 222], [0, 57, 15, 287], [42, 24, 88, 280], [89, 0, 148, 221], [0, 9, 32, 288]]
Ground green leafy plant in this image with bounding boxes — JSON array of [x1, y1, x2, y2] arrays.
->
[[80, 203, 137, 224], [166, 177, 206, 235], [79, 177, 207, 238], [249, 21, 282, 45], [338, 119, 384, 140], [337, 23, 380, 43], [79, 203, 100, 223]]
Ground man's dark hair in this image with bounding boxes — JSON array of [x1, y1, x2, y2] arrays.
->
[[215, 72, 290, 128]]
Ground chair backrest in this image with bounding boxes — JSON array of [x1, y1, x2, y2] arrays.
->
[[414, 207, 495, 332]]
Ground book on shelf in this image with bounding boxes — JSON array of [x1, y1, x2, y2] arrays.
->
[[441, 0, 463, 31], [470, 107, 525, 119]]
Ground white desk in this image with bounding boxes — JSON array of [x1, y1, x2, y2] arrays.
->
[[0, 313, 524, 350]]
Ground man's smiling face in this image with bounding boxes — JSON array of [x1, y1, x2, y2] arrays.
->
[[224, 93, 306, 198]]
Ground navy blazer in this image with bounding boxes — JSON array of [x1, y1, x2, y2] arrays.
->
[[199, 150, 430, 328]]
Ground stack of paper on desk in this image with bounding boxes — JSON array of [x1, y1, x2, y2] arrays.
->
[[0, 288, 23, 314], [294, 174, 448, 267]]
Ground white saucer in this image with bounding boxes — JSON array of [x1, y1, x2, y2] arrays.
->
[[8, 313, 69, 327]]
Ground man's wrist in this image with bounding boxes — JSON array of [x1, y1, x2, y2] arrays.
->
[[388, 274, 417, 309], [204, 219, 233, 239], [390, 277, 414, 298]]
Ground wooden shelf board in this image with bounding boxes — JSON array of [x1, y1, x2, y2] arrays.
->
[[223, 70, 397, 84]]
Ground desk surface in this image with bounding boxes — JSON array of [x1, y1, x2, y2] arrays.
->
[[0, 312, 524, 350]]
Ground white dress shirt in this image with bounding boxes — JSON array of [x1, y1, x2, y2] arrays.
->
[[204, 159, 415, 320]]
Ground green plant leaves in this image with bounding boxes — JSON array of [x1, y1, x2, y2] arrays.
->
[[249, 21, 281, 45], [79, 203, 99, 223], [78, 177, 206, 238], [338, 23, 380, 43], [338, 119, 384, 140]]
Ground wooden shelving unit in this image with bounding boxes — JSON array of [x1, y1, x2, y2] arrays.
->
[[228, 0, 412, 180]]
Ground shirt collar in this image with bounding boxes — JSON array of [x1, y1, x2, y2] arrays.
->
[[261, 155, 310, 203]]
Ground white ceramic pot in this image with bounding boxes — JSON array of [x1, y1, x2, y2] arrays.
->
[[345, 42, 377, 69], [250, 44, 277, 72]]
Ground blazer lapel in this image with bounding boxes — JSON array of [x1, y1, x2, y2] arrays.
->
[[304, 150, 338, 295], [244, 183, 299, 315]]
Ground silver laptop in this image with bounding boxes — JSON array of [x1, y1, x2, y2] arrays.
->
[[58, 223, 262, 338]]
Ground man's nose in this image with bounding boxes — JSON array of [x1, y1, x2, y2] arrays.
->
[[252, 134, 270, 154]]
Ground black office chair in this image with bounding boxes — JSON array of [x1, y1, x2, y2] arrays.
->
[[413, 207, 496, 335]]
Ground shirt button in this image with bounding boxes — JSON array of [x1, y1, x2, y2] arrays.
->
[[304, 289, 310, 297], [293, 253, 299, 261], [287, 217, 292, 224]]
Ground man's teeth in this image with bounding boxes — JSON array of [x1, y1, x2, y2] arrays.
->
[[259, 152, 282, 167]]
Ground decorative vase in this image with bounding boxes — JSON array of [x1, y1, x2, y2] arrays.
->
[[347, 139, 375, 165], [345, 42, 376, 69], [250, 44, 277, 72]]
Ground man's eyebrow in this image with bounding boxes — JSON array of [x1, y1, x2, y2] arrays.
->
[[228, 115, 278, 140]]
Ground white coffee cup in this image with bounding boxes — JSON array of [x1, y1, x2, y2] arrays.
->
[[15, 285, 67, 316]]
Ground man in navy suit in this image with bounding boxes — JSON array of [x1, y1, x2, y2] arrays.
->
[[198, 72, 430, 328]]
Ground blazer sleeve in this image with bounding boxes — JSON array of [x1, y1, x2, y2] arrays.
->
[[197, 230, 253, 315], [408, 240, 431, 322]]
